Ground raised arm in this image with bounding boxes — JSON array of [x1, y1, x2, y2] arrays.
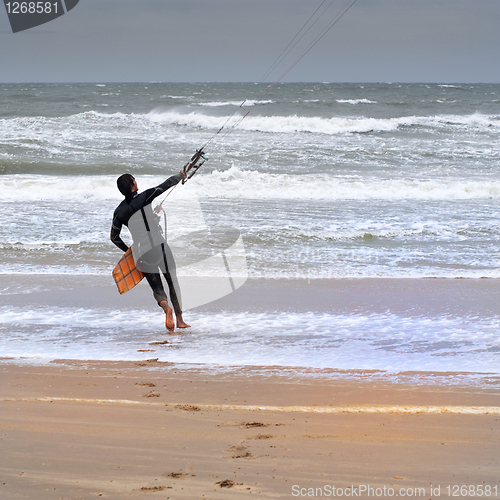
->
[[142, 172, 185, 206]]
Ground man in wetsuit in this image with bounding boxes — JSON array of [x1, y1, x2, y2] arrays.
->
[[110, 171, 190, 331]]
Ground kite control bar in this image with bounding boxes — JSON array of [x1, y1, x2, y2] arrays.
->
[[181, 148, 207, 184], [153, 147, 208, 215]]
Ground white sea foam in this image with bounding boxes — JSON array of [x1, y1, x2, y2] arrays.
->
[[2, 171, 500, 202], [191, 168, 500, 200], [0, 265, 105, 275], [336, 99, 377, 104], [196, 100, 273, 107], [1, 307, 498, 375], [145, 110, 500, 134], [146, 110, 401, 134], [0, 175, 120, 201], [2, 111, 497, 144]]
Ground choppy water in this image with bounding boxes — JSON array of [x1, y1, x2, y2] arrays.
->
[[1, 82, 499, 377]]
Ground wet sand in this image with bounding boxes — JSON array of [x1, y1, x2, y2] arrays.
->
[[1, 361, 499, 499], [3, 275, 500, 317]]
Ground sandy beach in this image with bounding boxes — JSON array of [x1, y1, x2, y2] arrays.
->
[[3, 75, 500, 500], [1, 359, 500, 500], [1, 277, 500, 498]]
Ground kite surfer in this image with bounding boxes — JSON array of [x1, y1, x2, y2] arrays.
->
[[110, 171, 190, 331]]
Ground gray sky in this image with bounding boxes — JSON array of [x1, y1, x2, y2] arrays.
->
[[1, 0, 499, 83]]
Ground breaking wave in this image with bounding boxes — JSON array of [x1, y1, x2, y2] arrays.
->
[[1, 111, 498, 144], [3, 170, 500, 202]]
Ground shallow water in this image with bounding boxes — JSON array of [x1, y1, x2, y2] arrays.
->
[[1, 83, 499, 378]]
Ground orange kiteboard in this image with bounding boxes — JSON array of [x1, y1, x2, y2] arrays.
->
[[112, 247, 144, 294]]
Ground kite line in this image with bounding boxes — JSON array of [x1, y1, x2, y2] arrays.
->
[[156, 0, 359, 207]]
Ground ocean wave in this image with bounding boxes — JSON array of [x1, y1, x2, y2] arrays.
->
[[196, 99, 273, 107], [146, 110, 402, 134], [0, 111, 163, 148], [189, 168, 500, 200], [336, 99, 377, 104], [146, 110, 500, 134], [0, 175, 121, 201], [2, 111, 498, 142], [3, 171, 500, 202]]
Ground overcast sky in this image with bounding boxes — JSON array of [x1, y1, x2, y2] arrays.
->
[[1, 0, 499, 83]]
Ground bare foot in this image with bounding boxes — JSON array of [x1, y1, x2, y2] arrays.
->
[[160, 300, 175, 332], [176, 314, 191, 329], [166, 309, 175, 332]]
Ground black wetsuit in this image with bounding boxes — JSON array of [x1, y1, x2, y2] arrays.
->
[[110, 173, 183, 313]]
